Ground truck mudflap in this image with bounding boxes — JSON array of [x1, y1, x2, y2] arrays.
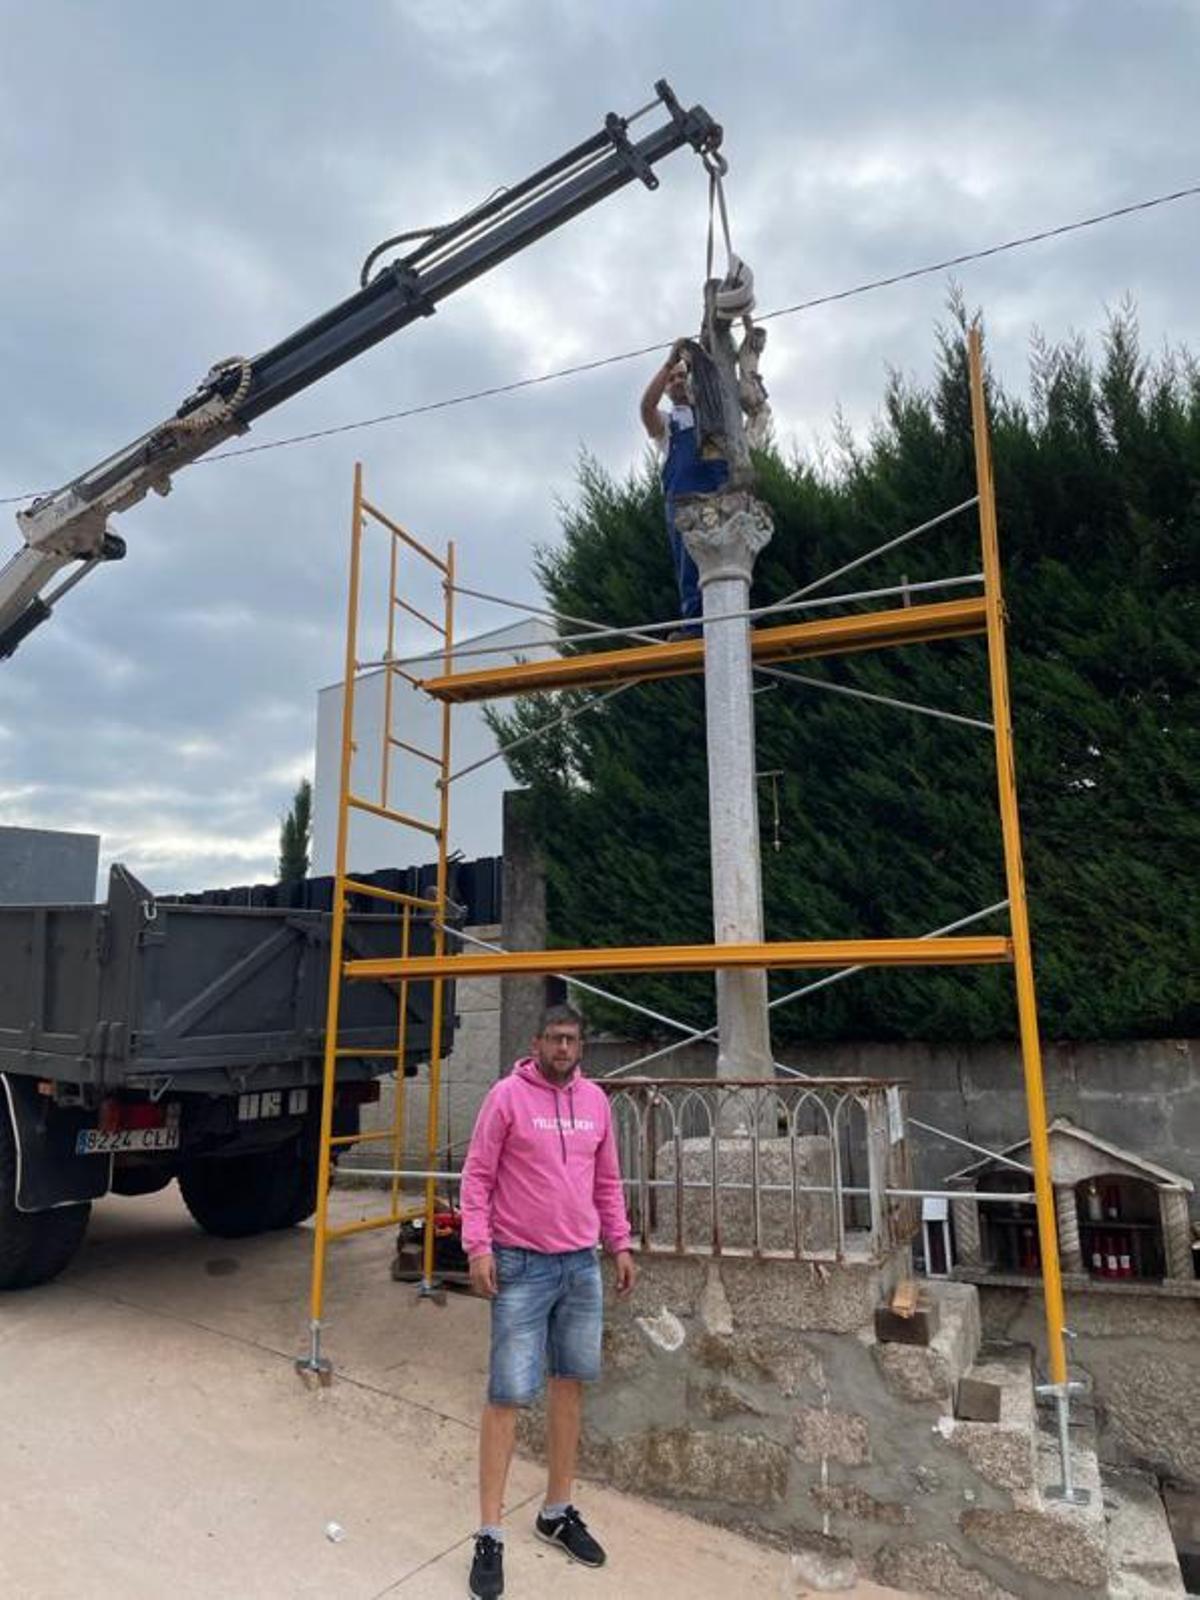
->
[[0, 1074, 110, 1211]]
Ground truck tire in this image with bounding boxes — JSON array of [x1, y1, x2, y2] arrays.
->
[[270, 1144, 319, 1231], [0, 1109, 91, 1290], [178, 1139, 315, 1239]]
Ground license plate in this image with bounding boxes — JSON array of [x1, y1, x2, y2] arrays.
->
[[75, 1128, 182, 1155]]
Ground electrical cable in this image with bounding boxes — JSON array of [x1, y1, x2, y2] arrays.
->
[[2, 179, 1198, 506]]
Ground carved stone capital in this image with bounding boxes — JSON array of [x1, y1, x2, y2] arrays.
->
[[675, 489, 774, 586]]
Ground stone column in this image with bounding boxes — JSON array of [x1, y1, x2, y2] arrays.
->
[[499, 789, 552, 1073], [1054, 1182, 1085, 1273], [676, 488, 774, 1082], [1161, 1188, 1193, 1281], [950, 1196, 983, 1268]]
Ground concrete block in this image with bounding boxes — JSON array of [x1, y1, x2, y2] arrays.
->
[[614, 1252, 707, 1318], [872, 1341, 954, 1406], [873, 1540, 1020, 1599], [784, 1544, 858, 1593], [942, 1351, 1036, 1491], [810, 1484, 912, 1527], [454, 965, 502, 1014], [961, 1503, 1107, 1589], [1092, 1347, 1200, 1483], [653, 1135, 834, 1253], [959, 1045, 1023, 1098], [956, 1377, 1002, 1423], [698, 1262, 733, 1335], [929, 1282, 983, 1378], [603, 1427, 790, 1505], [875, 1301, 940, 1346], [793, 1406, 870, 1466], [1072, 1039, 1192, 1099], [721, 1256, 888, 1335], [963, 1422, 1107, 1590], [692, 1327, 823, 1399], [689, 1379, 767, 1422], [600, 1319, 647, 1374], [1102, 1468, 1186, 1598], [1158, 1096, 1200, 1169]]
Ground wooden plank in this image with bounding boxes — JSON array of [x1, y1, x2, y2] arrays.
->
[[890, 1279, 920, 1317]]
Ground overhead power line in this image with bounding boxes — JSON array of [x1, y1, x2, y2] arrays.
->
[[2, 179, 1198, 507]]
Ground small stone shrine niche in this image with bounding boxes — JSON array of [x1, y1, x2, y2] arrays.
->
[[944, 1117, 1194, 1284]]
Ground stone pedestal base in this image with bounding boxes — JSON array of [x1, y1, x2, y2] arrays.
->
[[652, 1135, 835, 1254]]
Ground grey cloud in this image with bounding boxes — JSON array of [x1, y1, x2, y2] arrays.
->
[[1, 0, 1197, 891]]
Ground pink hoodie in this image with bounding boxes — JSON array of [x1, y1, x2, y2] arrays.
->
[[460, 1057, 632, 1259]]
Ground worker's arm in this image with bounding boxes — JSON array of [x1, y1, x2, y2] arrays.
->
[[639, 342, 683, 442], [460, 1084, 511, 1296]]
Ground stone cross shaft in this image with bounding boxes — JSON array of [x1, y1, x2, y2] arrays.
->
[[676, 486, 774, 1080]]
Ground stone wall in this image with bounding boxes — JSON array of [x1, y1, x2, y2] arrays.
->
[[981, 1281, 1200, 1487], [587, 1035, 1200, 1223], [516, 1257, 1123, 1599]]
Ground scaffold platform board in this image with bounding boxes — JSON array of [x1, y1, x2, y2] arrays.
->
[[418, 596, 987, 704], [343, 933, 1012, 983]]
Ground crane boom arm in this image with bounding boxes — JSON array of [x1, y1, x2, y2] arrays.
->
[[1, 80, 721, 659]]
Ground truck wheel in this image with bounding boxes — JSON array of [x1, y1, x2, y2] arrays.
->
[[270, 1144, 319, 1231], [0, 1108, 91, 1290], [178, 1139, 315, 1239]]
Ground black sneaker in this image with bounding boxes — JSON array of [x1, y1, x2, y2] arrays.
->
[[534, 1505, 606, 1567], [468, 1532, 504, 1599]]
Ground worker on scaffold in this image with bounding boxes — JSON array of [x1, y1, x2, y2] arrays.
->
[[640, 341, 729, 640]]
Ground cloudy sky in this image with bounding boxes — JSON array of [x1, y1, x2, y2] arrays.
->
[[1, 1, 1197, 895]]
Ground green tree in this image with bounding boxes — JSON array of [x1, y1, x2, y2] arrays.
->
[[490, 303, 1200, 1043], [277, 777, 313, 884]]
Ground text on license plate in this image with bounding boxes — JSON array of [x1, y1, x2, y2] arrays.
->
[[238, 1088, 308, 1121], [75, 1128, 182, 1155]]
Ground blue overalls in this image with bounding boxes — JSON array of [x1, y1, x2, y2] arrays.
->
[[661, 406, 729, 626]]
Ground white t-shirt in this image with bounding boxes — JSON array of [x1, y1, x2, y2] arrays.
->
[[653, 403, 695, 456]]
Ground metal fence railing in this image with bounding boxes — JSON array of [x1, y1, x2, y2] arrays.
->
[[602, 1077, 917, 1264]]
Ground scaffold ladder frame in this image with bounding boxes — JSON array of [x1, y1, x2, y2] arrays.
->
[[297, 335, 1077, 1501], [298, 464, 455, 1383]]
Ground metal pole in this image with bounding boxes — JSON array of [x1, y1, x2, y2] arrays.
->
[[419, 539, 456, 1298], [389, 905, 412, 1217], [369, 570, 984, 668], [967, 330, 1083, 1501], [298, 462, 365, 1384]]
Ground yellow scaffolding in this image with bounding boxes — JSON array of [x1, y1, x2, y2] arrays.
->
[[417, 595, 987, 703], [301, 333, 1070, 1447], [298, 464, 455, 1382]]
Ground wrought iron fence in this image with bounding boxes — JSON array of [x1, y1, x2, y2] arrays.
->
[[602, 1077, 917, 1263]]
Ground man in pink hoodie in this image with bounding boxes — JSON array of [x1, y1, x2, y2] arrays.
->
[[461, 1002, 636, 1600]]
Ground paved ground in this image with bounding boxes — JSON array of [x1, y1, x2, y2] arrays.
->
[[0, 1186, 917, 1598]]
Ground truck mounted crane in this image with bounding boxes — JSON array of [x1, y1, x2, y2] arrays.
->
[[0, 79, 722, 660]]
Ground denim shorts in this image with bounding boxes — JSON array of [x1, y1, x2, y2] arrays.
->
[[488, 1245, 603, 1406]]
